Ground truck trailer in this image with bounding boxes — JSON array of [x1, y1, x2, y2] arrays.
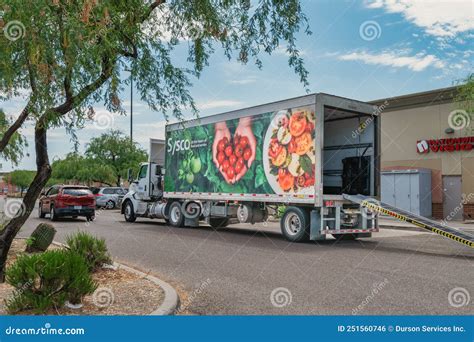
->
[[121, 93, 381, 242]]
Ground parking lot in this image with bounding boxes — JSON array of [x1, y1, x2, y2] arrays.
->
[[17, 207, 474, 315]]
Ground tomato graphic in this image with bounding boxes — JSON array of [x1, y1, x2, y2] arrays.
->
[[289, 111, 307, 137], [239, 136, 249, 148], [227, 166, 235, 179], [294, 132, 312, 155], [304, 121, 314, 133], [269, 138, 283, 159], [222, 159, 230, 172], [243, 148, 252, 161], [287, 138, 297, 154], [271, 146, 287, 167], [278, 169, 294, 191], [225, 145, 233, 157], [217, 152, 225, 164]]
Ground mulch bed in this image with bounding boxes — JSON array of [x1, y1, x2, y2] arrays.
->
[[0, 239, 164, 315]]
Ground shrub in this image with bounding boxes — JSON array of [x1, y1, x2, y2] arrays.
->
[[5, 250, 96, 313], [25, 223, 57, 252], [66, 232, 111, 271]]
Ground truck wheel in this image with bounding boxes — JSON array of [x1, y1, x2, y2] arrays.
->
[[280, 206, 310, 242], [124, 201, 137, 223], [209, 218, 229, 229], [169, 202, 184, 227], [332, 233, 358, 241]]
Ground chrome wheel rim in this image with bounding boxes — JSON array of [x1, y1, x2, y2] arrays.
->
[[284, 213, 301, 236], [106, 201, 114, 209], [170, 206, 181, 223], [125, 204, 132, 218]]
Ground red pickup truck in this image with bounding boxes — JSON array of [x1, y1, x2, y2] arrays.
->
[[38, 185, 96, 221]]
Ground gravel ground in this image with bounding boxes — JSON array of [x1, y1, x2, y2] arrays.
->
[[0, 239, 164, 315]]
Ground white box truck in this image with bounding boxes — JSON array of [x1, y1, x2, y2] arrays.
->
[[121, 93, 382, 242]]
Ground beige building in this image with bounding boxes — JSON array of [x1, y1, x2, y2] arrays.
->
[[371, 87, 474, 220]]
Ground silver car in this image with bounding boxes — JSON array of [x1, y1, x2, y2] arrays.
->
[[92, 187, 127, 209]]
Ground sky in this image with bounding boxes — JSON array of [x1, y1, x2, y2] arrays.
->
[[2, 0, 473, 171]]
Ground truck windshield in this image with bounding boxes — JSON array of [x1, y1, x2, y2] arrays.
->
[[138, 165, 147, 179]]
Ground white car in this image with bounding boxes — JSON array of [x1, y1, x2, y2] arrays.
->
[[92, 187, 127, 209]]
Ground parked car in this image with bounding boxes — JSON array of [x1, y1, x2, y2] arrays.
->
[[38, 185, 95, 221], [92, 187, 127, 209]]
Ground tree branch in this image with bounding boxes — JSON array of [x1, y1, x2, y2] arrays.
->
[[0, 101, 31, 153]]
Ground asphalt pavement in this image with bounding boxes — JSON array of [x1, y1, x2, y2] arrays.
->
[[18, 209, 474, 315]]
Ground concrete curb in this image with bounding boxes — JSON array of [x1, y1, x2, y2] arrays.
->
[[51, 241, 179, 315], [115, 263, 179, 316]]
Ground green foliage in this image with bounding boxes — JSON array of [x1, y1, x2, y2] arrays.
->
[[51, 152, 116, 186], [85, 130, 147, 185], [66, 231, 112, 271], [0, 1, 309, 139], [7, 170, 35, 194], [5, 250, 96, 313], [25, 223, 57, 253], [455, 73, 474, 119], [0, 110, 28, 166]]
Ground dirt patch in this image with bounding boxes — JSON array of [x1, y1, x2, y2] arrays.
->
[[0, 239, 164, 315]]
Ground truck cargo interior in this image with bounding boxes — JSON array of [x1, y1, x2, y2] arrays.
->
[[323, 106, 376, 197]]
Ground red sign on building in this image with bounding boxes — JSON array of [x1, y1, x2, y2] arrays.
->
[[416, 137, 474, 153]]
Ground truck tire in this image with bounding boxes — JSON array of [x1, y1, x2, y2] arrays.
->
[[280, 206, 310, 242], [168, 201, 184, 227], [123, 200, 137, 223], [209, 217, 229, 229]]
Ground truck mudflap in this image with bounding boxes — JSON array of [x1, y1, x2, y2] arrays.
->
[[343, 194, 474, 248]]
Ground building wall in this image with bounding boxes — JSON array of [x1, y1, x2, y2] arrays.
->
[[380, 101, 474, 219]]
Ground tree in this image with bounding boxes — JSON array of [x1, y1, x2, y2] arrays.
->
[[455, 73, 474, 119], [0, 0, 310, 280], [7, 170, 35, 196], [51, 153, 116, 186], [85, 130, 147, 186]]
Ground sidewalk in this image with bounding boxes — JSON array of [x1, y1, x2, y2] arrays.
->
[[379, 215, 474, 234]]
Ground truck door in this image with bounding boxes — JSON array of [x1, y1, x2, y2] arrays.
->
[[136, 164, 150, 200]]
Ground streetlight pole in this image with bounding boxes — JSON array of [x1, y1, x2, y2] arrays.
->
[[130, 72, 133, 143]]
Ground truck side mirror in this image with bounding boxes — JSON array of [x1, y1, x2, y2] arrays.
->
[[127, 168, 133, 182], [155, 166, 161, 176]]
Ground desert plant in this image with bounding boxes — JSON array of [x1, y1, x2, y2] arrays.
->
[[25, 223, 57, 253], [5, 250, 96, 313], [66, 232, 112, 271]]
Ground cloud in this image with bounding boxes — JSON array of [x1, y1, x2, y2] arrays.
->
[[366, 0, 474, 37], [338, 51, 445, 71], [197, 100, 244, 110]]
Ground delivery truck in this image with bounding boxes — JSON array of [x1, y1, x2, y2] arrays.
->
[[121, 93, 382, 242]]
